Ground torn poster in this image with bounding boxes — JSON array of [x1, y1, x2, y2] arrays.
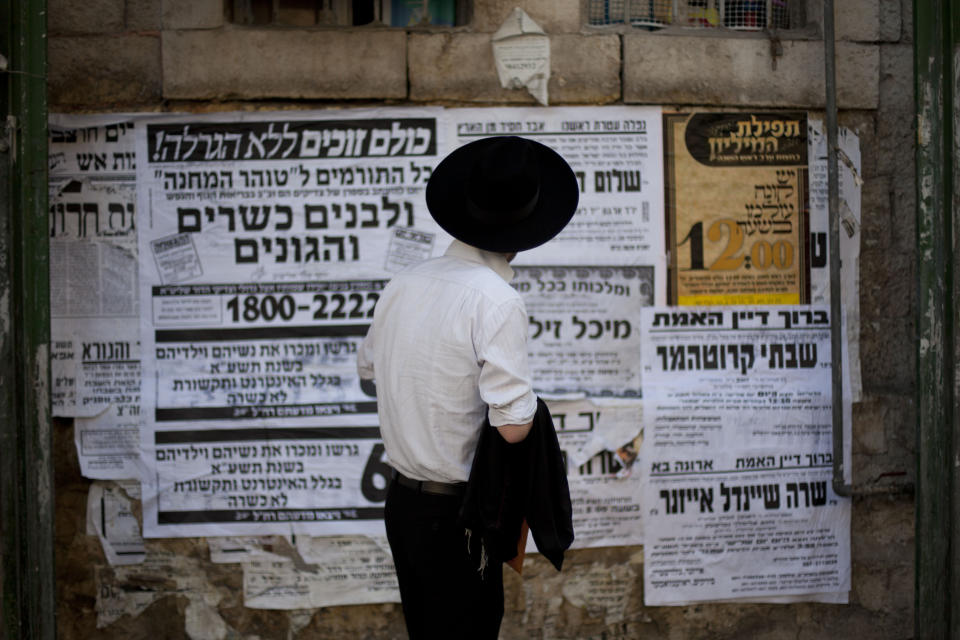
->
[[86, 480, 146, 565], [565, 398, 643, 468], [49, 114, 143, 424], [243, 535, 400, 609], [561, 561, 637, 625], [95, 553, 228, 631], [807, 120, 862, 404], [208, 535, 293, 564], [75, 405, 142, 480], [545, 399, 644, 549], [492, 8, 551, 105]]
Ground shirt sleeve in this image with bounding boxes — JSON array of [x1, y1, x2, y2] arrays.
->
[[357, 323, 376, 380], [476, 297, 537, 426]]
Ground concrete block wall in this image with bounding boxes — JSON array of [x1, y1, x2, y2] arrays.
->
[[48, 0, 894, 109], [162, 30, 409, 100], [48, 0, 917, 637]]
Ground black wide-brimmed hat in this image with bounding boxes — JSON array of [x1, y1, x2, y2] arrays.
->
[[425, 136, 580, 253]]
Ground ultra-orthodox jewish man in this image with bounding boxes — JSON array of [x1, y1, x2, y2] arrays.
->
[[358, 136, 576, 639]]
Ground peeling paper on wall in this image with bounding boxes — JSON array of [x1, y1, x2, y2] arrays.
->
[[243, 535, 401, 609], [48, 173, 140, 420], [561, 562, 637, 625], [185, 596, 229, 640], [538, 398, 645, 549], [564, 399, 644, 469], [492, 8, 551, 105], [520, 561, 637, 635], [207, 535, 295, 564], [520, 573, 566, 636], [86, 480, 146, 565], [74, 405, 142, 480], [807, 120, 862, 404], [95, 553, 229, 634]]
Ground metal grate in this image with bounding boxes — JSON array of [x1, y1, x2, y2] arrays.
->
[[722, 0, 766, 30], [588, 0, 674, 26], [770, 0, 790, 29], [587, 0, 793, 29], [628, 0, 675, 27], [681, 0, 719, 27], [588, 0, 627, 25]]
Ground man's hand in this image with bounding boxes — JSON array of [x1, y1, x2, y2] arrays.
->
[[496, 421, 532, 443]]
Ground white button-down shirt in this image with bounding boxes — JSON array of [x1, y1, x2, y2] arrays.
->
[[357, 240, 537, 483]]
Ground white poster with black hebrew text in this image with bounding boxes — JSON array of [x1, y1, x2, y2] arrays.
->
[[640, 306, 850, 605], [447, 106, 666, 282], [514, 266, 652, 397], [136, 108, 450, 537]]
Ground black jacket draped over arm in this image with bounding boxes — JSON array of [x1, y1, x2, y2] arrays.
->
[[459, 397, 574, 571]]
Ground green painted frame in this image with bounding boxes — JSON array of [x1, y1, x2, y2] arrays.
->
[[0, 0, 54, 638], [914, 0, 959, 637]]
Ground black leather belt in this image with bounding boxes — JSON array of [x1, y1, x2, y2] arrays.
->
[[392, 469, 466, 497]]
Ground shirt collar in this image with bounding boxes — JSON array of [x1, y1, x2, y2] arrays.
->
[[444, 239, 515, 282]]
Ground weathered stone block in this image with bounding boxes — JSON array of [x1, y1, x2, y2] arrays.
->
[[48, 0, 125, 35], [860, 247, 914, 319], [162, 0, 224, 29], [890, 175, 915, 254], [623, 36, 879, 109], [548, 35, 621, 104], [48, 35, 162, 107], [163, 29, 407, 100], [805, 0, 880, 41], [852, 395, 893, 455], [127, 0, 162, 31], [860, 176, 892, 250], [851, 393, 915, 490], [852, 565, 892, 611], [878, 0, 903, 42], [899, 0, 913, 44], [851, 495, 914, 566], [470, 0, 581, 33], [883, 394, 916, 460], [887, 564, 915, 615], [836, 0, 880, 42], [409, 33, 619, 105], [859, 316, 915, 392], [409, 33, 509, 103], [876, 44, 914, 177]]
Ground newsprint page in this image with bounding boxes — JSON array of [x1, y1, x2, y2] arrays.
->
[[50, 114, 144, 479]]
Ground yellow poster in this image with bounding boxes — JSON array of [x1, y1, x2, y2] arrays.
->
[[665, 112, 809, 305]]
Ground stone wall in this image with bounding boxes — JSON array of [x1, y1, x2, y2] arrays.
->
[[48, 0, 916, 637]]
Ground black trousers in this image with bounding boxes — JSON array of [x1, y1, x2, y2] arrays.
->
[[384, 479, 504, 640]]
